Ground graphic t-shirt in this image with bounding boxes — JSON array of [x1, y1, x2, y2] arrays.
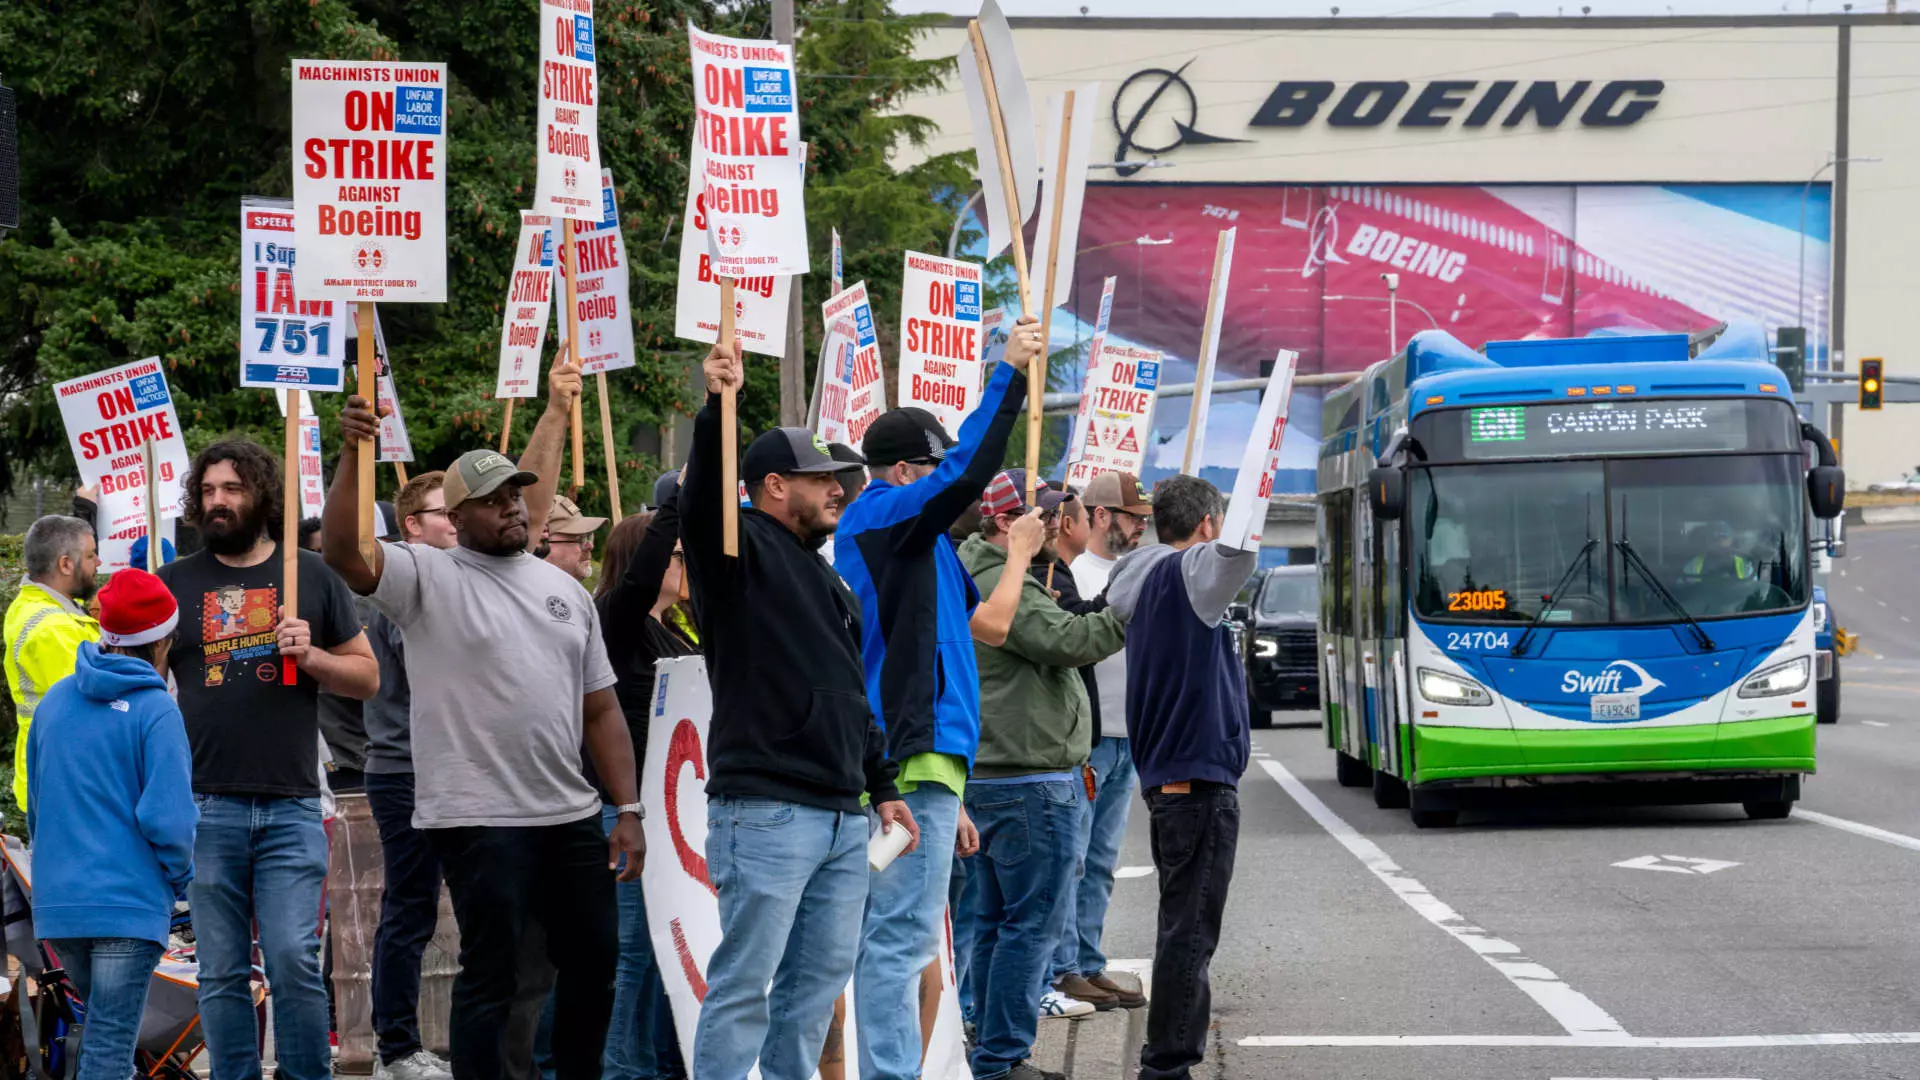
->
[[158, 546, 361, 797]]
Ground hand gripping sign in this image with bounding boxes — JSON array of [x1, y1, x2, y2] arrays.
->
[[291, 60, 449, 302], [536, 0, 603, 223], [687, 26, 808, 278], [675, 147, 796, 358], [55, 358, 192, 572], [898, 252, 985, 438], [553, 169, 637, 375], [821, 283, 887, 450], [497, 214, 557, 399], [1219, 350, 1299, 552], [641, 656, 973, 1080], [241, 199, 349, 391]]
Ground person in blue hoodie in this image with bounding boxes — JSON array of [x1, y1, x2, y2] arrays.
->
[[27, 567, 196, 1080]]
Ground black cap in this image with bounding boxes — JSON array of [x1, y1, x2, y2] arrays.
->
[[827, 442, 866, 467], [652, 469, 682, 510], [862, 407, 957, 469], [741, 427, 864, 487]]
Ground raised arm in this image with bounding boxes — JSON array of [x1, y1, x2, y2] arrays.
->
[[1002, 581, 1126, 669], [323, 394, 385, 594], [969, 508, 1045, 647], [517, 343, 583, 552], [678, 343, 740, 565], [1181, 542, 1261, 628]]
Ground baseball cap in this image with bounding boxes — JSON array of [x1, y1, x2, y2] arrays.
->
[[980, 469, 1072, 518], [741, 428, 864, 487], [1081, 471, 1152, 515], [862, 408, 957, 469], [547, 494, 608, 537], [98, 568, 180, 647], [440, 449, 539, 507], [651, 470, 682, 510]]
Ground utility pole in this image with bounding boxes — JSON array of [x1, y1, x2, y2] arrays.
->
[[775, 0, 806, 427], [1829, 21, 1851, 462]]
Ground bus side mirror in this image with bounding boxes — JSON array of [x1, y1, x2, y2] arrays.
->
[[1369, 465, 1405, 521], [1807, 465, 1845, 520]]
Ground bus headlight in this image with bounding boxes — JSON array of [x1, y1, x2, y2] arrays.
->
[[1738, 657, 1811, 698], [1417, 667, 1493, 707], [1253, 635, 1279, 659]]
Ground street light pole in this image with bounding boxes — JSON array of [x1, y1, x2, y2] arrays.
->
[[1798, 153, 1880, 362]]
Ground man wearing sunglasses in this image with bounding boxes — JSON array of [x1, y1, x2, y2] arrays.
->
[[539, 495, 608, 584]]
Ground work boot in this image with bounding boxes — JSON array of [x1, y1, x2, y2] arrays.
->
[[1085, 969, 1148, 1009], [1054, 972, 1121, 1011]]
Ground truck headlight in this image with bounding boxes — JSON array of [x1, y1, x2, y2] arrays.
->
[[1738, 657, 1811, 698], [1417, 667, 1493, 707], [1253, 636, 1279, 658]]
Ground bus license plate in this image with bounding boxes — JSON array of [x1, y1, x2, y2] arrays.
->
[[1591, 694, 1639, 722]]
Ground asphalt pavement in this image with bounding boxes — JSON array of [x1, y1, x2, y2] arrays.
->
[[1035, 523, 1920, 1080]]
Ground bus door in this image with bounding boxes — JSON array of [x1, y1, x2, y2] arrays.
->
[[1368, 494, 1407, 778], [1320, 489, 1364, 760]]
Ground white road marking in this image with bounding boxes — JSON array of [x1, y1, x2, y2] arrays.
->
[[1241, 1032, 1920, 1048], [1864, 720, 1892, 727], [1877, 600, 1889, 608], [1256, 758, 1626, 1038], [1114, 865, 1155, 879], [1611, 855, 1740, 875], [1793, 807, 1920, 853], [1551, 1077, 1764, 1080], [1903, 616, 1914, 623]]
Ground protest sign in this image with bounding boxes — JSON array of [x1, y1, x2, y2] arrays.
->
[[814, 318, 860, 447], [956, 0, 1035, 263], [1182, 226, 1236, 475], [1028, 84, 1099, 318], [821, 283, 886, 449], [55, 358, 192, 572], [1220, 351, 1300, 551], [675, 149, 794, 357], [291, 59, 448, 302], [296, 415, 325, 521], [497, 213, 557, 399], [552, 169, 636, 375], [535, 0, 602, 223], [687, 26, 808, 277], [360, 307, 416, 463], [830, 227, 843, 294], [241, 200, 349, 391], [641, 656, 971, 1080], [979, 308, 1009, 392], [1065, 276, 1117, 472], [1066, 344, 1161, 488], [898, 252, 984, 437]]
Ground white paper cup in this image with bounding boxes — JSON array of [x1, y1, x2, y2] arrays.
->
[[868, 820, 913, 872]]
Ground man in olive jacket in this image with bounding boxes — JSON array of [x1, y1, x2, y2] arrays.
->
[[956, 471, 1125, 1080]]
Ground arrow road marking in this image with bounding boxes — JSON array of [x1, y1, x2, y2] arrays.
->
[[1612, 855, 1741, 875]]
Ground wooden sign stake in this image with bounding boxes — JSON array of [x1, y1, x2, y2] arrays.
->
[[499, 398, 516, 454], [356, 303, 378, 571], [1033, 89, 1076, 505], [282, 388, 302, 686], [141, 438, 160, 573], [393, 461, 409, 488], [597, 371, 623, 523], [562, 217, 586, 491], [719, 278, 739, 557], [1182, 231, 1232, 476], [968, 19, 1038, 495]]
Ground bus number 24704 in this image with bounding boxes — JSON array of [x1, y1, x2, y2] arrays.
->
[[1445, 631, 1511, 651]]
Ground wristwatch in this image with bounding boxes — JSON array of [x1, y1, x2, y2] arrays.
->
[[616, 802, 645, 820]]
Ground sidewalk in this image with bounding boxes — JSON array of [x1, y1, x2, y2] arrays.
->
[[1029, 965, 1150, 1079]]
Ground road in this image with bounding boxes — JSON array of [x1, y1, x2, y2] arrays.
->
[[1039, 523, 1920, 1080]]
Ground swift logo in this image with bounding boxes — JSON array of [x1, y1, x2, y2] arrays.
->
[[1561, 660, 1664, 697]]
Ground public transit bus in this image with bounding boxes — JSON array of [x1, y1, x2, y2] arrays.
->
[[1316, 324, 1845, 827]]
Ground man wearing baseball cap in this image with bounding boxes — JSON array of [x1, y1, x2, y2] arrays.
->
[[323, 378, 643, 1080], [26, 568, 196, 1080], [540, 494, 608, 583], [833, 314, 1045, 1080], [681, 343, 916, 1080]]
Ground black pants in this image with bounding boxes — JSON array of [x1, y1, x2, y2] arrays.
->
[[1139, 783, 1240, 1080], [429, 817, 617, 1080], [365, 770, 444, 1065]]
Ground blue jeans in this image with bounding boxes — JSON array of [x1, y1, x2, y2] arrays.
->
[[601, 804, 686, 1080], [961, 779, 1079, 1080], [855, 785, 961, 1080], [693, 797, 867, 1080], [188, 794, 331, 1080], [364, 770, 443, 1065], [1051, 738, 1137, 980], [47, 937, 164, 1080]]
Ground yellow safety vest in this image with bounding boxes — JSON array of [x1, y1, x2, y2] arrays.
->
[[1683, 553, 1752, 580], [4, 579, 101, 809]]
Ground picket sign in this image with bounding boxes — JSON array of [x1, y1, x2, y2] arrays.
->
[[296, 415, 325, 521], [641, 656, 972, 1080], [534, 0, 603, 223], [1219, 351, 1300, 552], [358, 306, 416, 465], [1066, 344, 1161, 488], [497, 213, 557, 401], [1064, 276, 1117, 472], [687, 26, 809, 278], [897, 252, 985, 439], [674, 147, 797, 357], [821, 284, 887, 451], [978, 308, 1009, 393], [1181, 227, 1236, 476], [554, 170, 636, 376], [830, 228, 843, 295], [55, 358, 192, 573], [1028, 83, 1099, 324], [240, 200, 349, 392], [956, 0, 1036, 263]]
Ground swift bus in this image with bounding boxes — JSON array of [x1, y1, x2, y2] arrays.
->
[[1317, 324, 1844, 827]]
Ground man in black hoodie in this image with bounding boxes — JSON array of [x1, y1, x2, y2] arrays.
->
[[681, 342, 918, 1080]]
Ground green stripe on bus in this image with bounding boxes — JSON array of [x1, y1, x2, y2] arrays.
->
[[1410, 715, 1816, 783]]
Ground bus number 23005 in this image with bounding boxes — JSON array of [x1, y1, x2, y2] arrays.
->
[[1445, 630, 1511, 651]]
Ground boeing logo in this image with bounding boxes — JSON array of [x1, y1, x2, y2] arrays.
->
[[1562, 660, 1666, 697]]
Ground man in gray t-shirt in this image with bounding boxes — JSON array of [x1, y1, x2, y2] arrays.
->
[[324, 409, 642, 1080]]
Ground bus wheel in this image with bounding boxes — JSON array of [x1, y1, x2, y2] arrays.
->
[[1411, 807, 1460, 829], [1335, 751, 1372, 788], [1743, 799, 1794, 820], [1372, 768, 1409, 809]]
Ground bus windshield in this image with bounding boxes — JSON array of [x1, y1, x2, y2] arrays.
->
[[1411, 455, 1808, 625]]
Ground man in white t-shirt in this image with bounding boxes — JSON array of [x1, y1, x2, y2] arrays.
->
[[1051, 471, 1153, 1009]]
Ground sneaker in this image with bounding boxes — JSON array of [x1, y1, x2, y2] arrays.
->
[[1037, 988, 1095, 1020], [1007, 1063, 1067, 1080], [1054, 972, 1120, 1011], [1086, 969, 1148, 1009], [374, 1051, 453, 1080]]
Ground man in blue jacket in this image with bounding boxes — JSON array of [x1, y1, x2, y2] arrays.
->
[[834, 314, 1043, 1080], [28, 567, 197, 1080]]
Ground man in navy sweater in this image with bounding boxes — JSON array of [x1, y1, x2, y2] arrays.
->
[[1105, 475, 1259, 1080]]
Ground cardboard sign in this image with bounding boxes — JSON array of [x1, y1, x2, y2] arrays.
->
[[979, 308, 1009, 391], [497, 213, 557, 399], [674, 148, 794, 358], [821, 283, 886, 449], [1065, 276, 1117, 471], [830, 227, 843, 295], [535, 0, 603, 223], [54, 358, 192, 572], [1220, 350, 1299, 551], [898, 252, 985, 438], [955, 0, 1036, 261], [291, 60, 448, 302], [687, 26, 808, 277], [641, 656, 972, 1080], [1028, 84, 1100, 312], [241, 200, 349, 391], [1065, 343, 1160, 488], [361, 308, 416, 463], [554, 169, 637, 375], [296, 415, 325, 521]]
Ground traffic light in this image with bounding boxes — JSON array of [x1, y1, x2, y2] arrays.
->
[[1775, 326, 1806, 393], [1859, 357, 1884, 411]]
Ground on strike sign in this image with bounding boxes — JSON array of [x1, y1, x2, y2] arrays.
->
[[673, 146, 797, 357], [898, 252, 984, 438], [1065, 343, 1162, 488], [687, 27, 808, 277], [240, 199, 348, 391], [1220, 351, 1299, 552], [536, 0, 602, 222], [296, 415, 325, 521], [55, 358, 192, 567], [497, 213, 556, 399], [820, 283, 886, 449], [554, 169, 635, 375], [292, 59, 449, 302]]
